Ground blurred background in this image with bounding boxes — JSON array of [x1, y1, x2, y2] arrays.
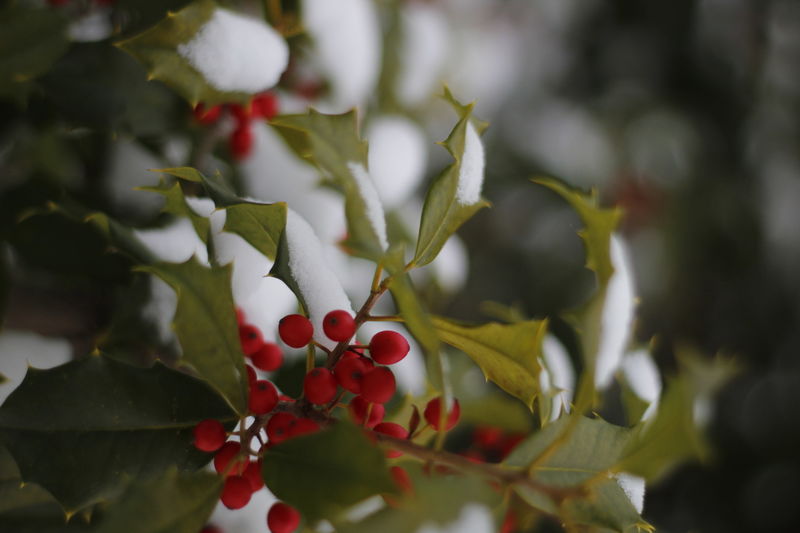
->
[[2, 0, 800, 531]]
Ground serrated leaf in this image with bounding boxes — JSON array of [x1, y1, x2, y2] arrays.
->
[[92, 469, 221, 533], [431, 317, 547, 409], [116, 0, 253, 106], [0, 355, 236, 513], [139, 179, 211, 243], [0, 6, 69, 105], [154, 167, 287, 260], [412, 91, 490, 268], [338, 464, 499, 533], [138, 258, 248, 414], [261, 422, 396, 523], [271, 110, 388, 260]]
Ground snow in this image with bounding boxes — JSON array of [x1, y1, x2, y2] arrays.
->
[[417, 504, 494, 533], [285, 209, 354, 349], [0, 330, 71, 404], [455, 121, 485, 205], [68, 9, 112, 42], [615, 472, 646, 514], [621, 349, 662, 421], [541, 334, 575, 420], [397, 3, 449, 107], [143, 277, 179, 346], [178, 8, 288, 93], [107, 139, 165, 215], [367, 116, 428, 208], [431, 235, 469, 293], [208, 485, 277, 533], [594, 234, 636, 389], [347, 162, 388, 251], [303, 0, 381, 111], [133, 217, 208, 264]]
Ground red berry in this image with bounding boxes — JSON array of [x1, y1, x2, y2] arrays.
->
[[288, 418, 320, 438], [214, 441, 248, 476], [390, 465, 412, 493], [239, 324, 264, 356], [474, 426, 503, 450], [266, 412, 296, 445], [278, 314, 314, 348], [333, 355, 371, 394], [251, 342, 283, 372], [235, 307, 246, 324], [322, 309, 356, 342], [243, 460, 264, 491], [245, 364, 257, 385], [348, 396, 384, 428], [303, 368, 337, 405], [500, 509, 517, 533], [249, 380, 279, 414], [267, 502, 301, 533], [424, 397, 460, 431], [229, 103, 253, 123], [369, 330, 410, 365], [360, 367, 396, 404], [220, 475, 252, 509], [373, 422, 408, 458], [230, 124, 254, 160], [193, 103, 222, 124], [252, 92, 279, 120], [193, 419, 226, 452]]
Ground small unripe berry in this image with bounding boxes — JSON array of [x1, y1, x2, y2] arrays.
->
[[243, 460, 264, 491], [249, 380, 278, 415], [266, 412, 296, 445], [333, 355, 372, 394], [239, 324, 264, 356], [214, 441, 248, 476], [373, 422, 408, 458], [193, 419, 226, 452], [348, 395, 384, 428], [230, 124, 254, 160], [360, 366, 396, 404], [424, 397, 461, 431], [278, 314, 314, 348], [267, 502, 301, 533], [220, 475, 252, 509], [322, 309, 356, 342], [251, 342, 283, 372], [368, 331, 410, 365], [303, 368, 337, 405]]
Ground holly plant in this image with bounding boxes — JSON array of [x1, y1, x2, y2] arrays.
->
[[0, 1, 734, 533]]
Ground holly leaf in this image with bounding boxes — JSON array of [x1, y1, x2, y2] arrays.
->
[[92, 469, 221, 533], [262, 422, 396, 523], [271, 110, 388, 260], [0, 5, 69, 105], [412, 90, 490, 268], [138, 179, 212, 243], [116, 0, 252, 106], [431, 317, 548, 409], [154, 167, 287, 260], [0, 355, 236, 513], [138, 258, 249, 414]]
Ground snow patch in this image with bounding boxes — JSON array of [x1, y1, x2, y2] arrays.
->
[[178, 8, 288, 93], [615, 472, 646, 514], [285, 209, 354, 349], [347, 162, 388, 251], [133, 218, 208, 264], [594, 235, 636, 389], [417, 503, 494, 533], [367, 116, 428, 208], [621, 348, 662, 421], [0, 331, 71, 404], [455, 121, 485, 205], [431, 234, 469, 293], [397, 3, 449, 107], [541, 334, 575, 420]]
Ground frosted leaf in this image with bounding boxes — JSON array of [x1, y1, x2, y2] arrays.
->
[[594, 234, 636, 389], [178, 8, 288, 93], [455, 121, 485, 205], [367, 116, 428, 208], [347, 162, 388, 251], [621, 349, 662, 421], [615, 472, 646, 514], [285, 210, 354, 349], [303, 0, 381, 111]]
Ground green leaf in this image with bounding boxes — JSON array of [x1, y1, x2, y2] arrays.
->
[[431, 316, 547, 409], [0, 355, 236, 513], [116, 0, 253, 106], [154, 167, 287, 260], [0, 6, 69, 105], [262, 422, 396, 523], [271, 110, 388, 260], [412, 90, 490, 267], [92, 469, 221, 533], [138, 258, 248, 414], [138, 179, 211, 244]]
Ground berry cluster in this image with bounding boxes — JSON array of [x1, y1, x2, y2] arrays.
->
[[193, 307, 462, 532], [192, 92, 279, 160]]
